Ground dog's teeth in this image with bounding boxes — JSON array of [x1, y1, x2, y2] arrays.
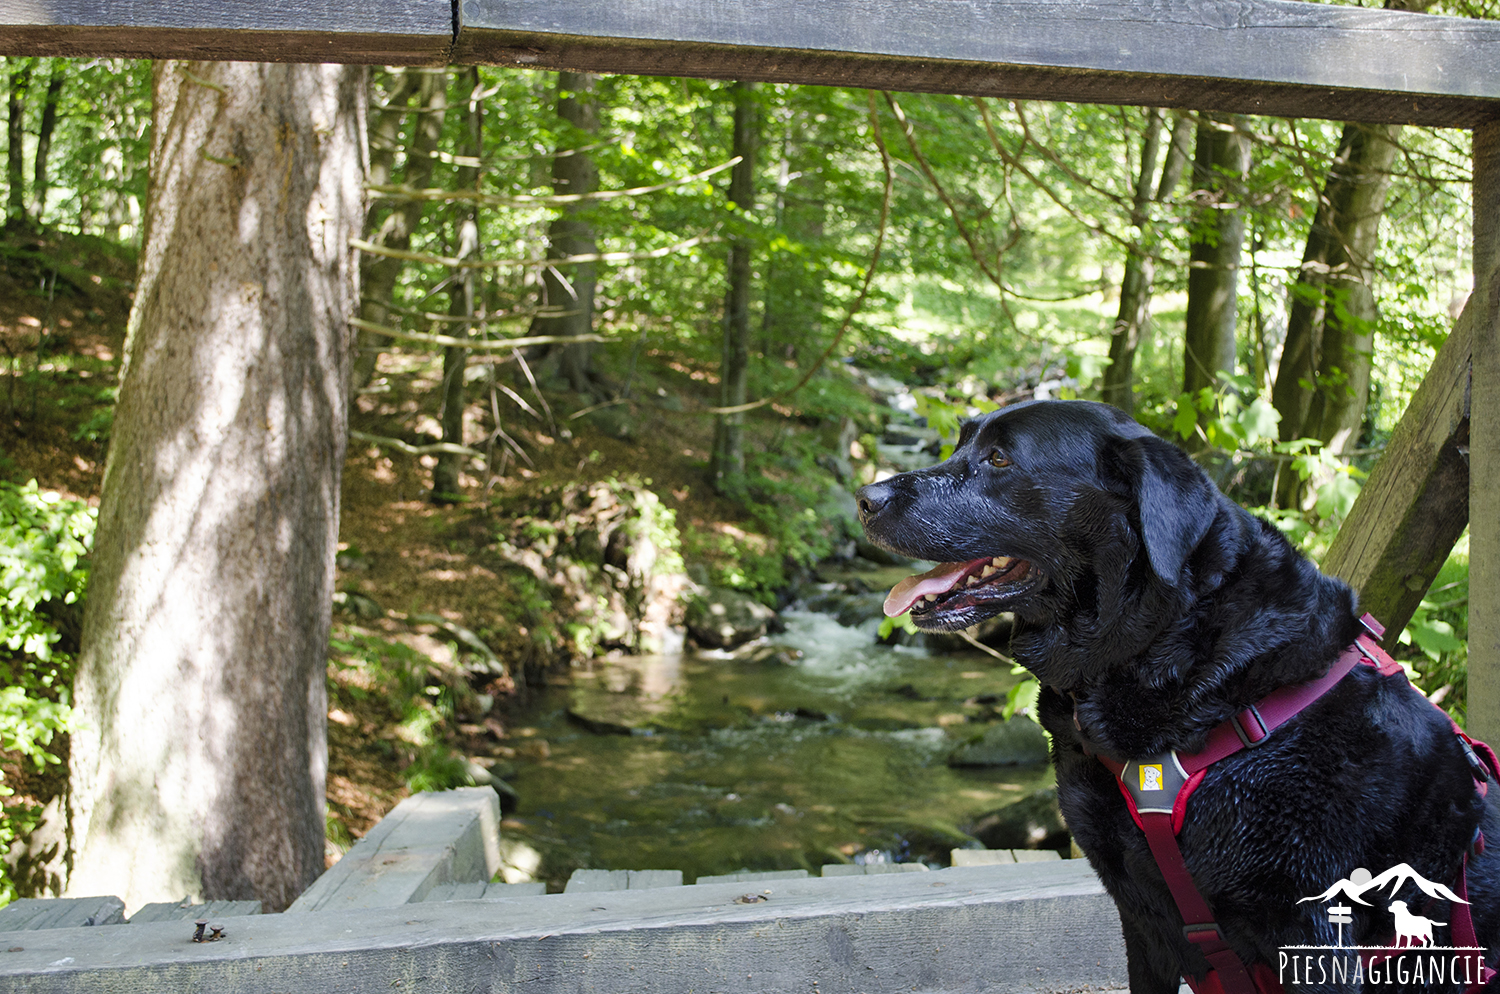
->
[[981, 565, 996, 579], [965, 575, 978, 587], [924, 594, 937, 602], [992, 556, 1011, 568]]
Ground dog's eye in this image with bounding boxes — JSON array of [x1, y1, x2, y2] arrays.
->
[[987, 449, 1011, 468]]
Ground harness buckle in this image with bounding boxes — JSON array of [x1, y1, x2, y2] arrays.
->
[[1460, 738, 1492, 784], [1232, 705, 1269, 748], [1183, 923, 1225, 945]]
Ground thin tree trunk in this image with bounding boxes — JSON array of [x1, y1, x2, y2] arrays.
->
[[1102, 108, 1166, 413], [712, 81, 757, 494], [29, 63, 62, 220], [351, 69, 445, 393], [6, 59, 31, 225], [434, 67, 483, 502], [64, 60, 364, 915], [1182, 113, 1251, 443], [1271, 122, 1402, 507], [531, 72, 600, 397]]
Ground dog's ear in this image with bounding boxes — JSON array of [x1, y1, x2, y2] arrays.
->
[[1109, 435, 1220, 586]]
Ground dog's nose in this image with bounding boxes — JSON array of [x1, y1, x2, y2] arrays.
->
[[855, 481, 893, 522]]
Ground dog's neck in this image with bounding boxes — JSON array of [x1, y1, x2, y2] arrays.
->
[[1017, 504, 1362, 758]]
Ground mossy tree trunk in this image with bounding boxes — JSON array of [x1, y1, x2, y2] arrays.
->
[[6, 59, 30, 224], [531, 72, 601, 397], [64, 61, 364, 914], [1270, 122, 1402, 507], [1181, 113, 1251, 445], [712, 81, 758, 495]]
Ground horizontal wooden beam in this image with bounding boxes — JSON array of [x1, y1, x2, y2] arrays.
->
[[0, 861, 1126, 993], [456, 0, 1500, 126], [0, 1, 454, 65], [2, 2, 1500, 124]]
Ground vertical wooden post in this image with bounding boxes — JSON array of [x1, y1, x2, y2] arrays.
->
[[1468, 122, 1500, 741]]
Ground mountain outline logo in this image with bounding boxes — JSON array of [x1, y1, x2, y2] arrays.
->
[[1298, 864, 1469, 908]]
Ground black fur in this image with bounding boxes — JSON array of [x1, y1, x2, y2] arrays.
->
[[856, 399, 1497, 993]]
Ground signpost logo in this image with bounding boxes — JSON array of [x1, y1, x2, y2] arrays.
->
[[1280, 864, 1487, 987]]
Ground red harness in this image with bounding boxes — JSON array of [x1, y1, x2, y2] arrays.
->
[[1089, 615, 1497, 994]]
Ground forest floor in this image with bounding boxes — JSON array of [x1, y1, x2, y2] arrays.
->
[[0, 223, 882, 880]]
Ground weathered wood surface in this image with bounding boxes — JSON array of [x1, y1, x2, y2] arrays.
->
[[456, 0, 1500, 126], [0, 0, 453, 65], [0, 861, 1127, 994], [563, 868, 684, 892], [286, 787, 501, 913], [1320, 307, 1470, 649], [1467, 121, 1500, 744], [4, 1, 1500, 124], [0, 897, 123, 932], [127, 900, 261, 924]]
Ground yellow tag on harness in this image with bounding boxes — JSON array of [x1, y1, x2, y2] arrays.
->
[[1139, 764, 1165, 791]]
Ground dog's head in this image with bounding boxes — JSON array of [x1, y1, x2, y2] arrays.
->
[[857, 400, 1223, 648]]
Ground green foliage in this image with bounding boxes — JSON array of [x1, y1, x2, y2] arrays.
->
[[0, 480, 95, 907], [1398, 535, 1471, 727], [326, 630, 473, 794]]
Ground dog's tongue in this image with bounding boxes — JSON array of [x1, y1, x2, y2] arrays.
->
[[884, 561, 976, 617]]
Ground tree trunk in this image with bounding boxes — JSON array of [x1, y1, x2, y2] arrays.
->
[[351, 69, 445, 393], [762, 103, 826, 365], [6, 59, 31, 225], [1102, 109, 1166, 413], [1105, 111, 1192, 413], [1270, 124, 1402, 508], [434, 68, 483, 503], [531, 72, 600, 397], [29, 63, 62, 220], [64, 61, 364, 915], [1182, 113, 1251, 442], [712, 81, 758, 494]]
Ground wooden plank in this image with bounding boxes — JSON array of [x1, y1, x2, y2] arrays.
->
[[563, 869, 683, 893], [1468, 121, 1500, 743], [0, 1, 452, 65], [822, 863, 930, 876], [127, 900, 261, 924], [456, 0, 1500, 126], [286, 788, 501, 913], [0, 861, 1128, 993], [0, 896, 124, 931], [693, 869, 810, 884], [1320, 312, 1470, 648]]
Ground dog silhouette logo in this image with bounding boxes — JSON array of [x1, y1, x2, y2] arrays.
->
[[1389, 900, 1444, 948], [1139, 764, 1164, 791]]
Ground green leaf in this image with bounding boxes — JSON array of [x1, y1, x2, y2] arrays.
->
[[1171, 394, 1198, 440], [1236, 398, 1281, 446], [877, 612, 919, 639]]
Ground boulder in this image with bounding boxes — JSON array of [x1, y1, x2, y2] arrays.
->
[[967, 787, 1069, 853], [947, 716, 1050, 767], [685, 586, 777, 649]]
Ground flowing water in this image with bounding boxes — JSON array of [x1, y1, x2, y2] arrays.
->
[[491, 600, 1059, 889]]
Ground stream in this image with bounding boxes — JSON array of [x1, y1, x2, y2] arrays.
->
[[490, 565, 1062, 889]]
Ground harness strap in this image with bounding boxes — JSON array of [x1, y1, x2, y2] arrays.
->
[[1139, 810, 1264, 994]]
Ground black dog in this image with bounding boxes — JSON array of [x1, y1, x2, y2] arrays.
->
[[856, 399, 1497, 993]]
